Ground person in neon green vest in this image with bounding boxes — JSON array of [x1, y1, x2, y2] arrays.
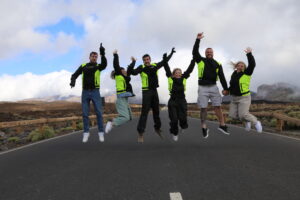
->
[[193, 32, 230, 138], [70, 43, 107, 143], [105, 50, 136, 133], [229, 47, 262, 133], [131, 48, 175, 143], [162, 51, 196, 141]]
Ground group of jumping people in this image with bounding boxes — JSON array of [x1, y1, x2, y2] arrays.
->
[[70, 32, 263, 143]]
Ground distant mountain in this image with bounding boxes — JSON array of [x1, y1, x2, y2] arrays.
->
[[222, 82, 300, 103], [257, 82, 300, 102]]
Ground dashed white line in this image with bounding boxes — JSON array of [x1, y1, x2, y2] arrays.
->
[[170, 192, 183, 200]]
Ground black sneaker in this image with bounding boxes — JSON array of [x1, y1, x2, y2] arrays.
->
[[202, 128, 209, 139], [155, 129, 164, 139], [218, 125, 230, 135]]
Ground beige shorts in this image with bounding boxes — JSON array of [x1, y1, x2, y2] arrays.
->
[[197, 85, 222, 108]]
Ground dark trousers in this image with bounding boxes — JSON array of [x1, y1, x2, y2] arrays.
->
[[168, 97, 188, 135], [137, 89, 161, 134]]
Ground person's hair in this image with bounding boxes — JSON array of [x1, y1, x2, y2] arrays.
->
[[172, 68, 182, 76], [89, 51, 98, 56], [205, 47, 213, 51], [110, 68, 125, 79], [142, 54, 151, 60], [230, 61, 247, 70]]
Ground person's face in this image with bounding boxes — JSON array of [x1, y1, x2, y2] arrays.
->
[[143, 56, 151, 66], [89, 54, 98, 63], [173, 69, 182, 78], [205, 48, 214, 59], [236, 62, 246, 72], [121, 69, 127, 76]]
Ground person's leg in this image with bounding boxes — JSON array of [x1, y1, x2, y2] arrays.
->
[[238, 95, 258, 124], [151, 90, 162, 131], [210, 85, 225, 126], [178, 98, 188, 130], [127, 98, 133, 120], [168, 98, 179, 135], [113, 97, 131, 126], [81, 90, 91, 133], [91, 90, 104, 132], [137, 90, 152, 135], [229, 97, 239, 120], [197, 86, 209, 128]]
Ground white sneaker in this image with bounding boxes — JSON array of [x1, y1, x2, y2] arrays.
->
[[245, 122, 251, 131], [98, 132, 105, 142], [255, 121, 263, 133], [173, 135, 178, 142], [105, 121, 113, 134], [82, 132, 89, 143]]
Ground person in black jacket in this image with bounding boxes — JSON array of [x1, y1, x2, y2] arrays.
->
[[131, 48, 175, 143], [163, 51, 195, 141], [70, 43, 107, 143], [229, 47, 262, 133], [105, 50, 136, 133], [193, 32, 230, 138]]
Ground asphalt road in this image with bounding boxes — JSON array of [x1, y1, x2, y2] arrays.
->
[[0, 112, 300, 200]]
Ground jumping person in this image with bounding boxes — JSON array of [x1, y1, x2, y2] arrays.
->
[[193, 32, 230, 138], [228, 47, 262, 132], [163, 51, 195, 141], [105, 50, 136, 133], [131, 48, 175, 143], [70, 43, 107, 143]]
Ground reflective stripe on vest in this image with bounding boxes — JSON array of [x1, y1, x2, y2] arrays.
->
[[140, 63, 157, 90], [115, 75, 127, 94], [81, 63, 101, 88], [168, 77, 187, 95], [239, 74, 251, 96], [197, 61, 220, 81]]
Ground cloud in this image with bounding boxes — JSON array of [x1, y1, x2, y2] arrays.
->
[[0, 0, 299, 102]]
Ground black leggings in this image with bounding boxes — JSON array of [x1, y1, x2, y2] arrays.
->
[[168, 97, 188, 135]]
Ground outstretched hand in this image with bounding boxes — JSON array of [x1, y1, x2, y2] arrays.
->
[[131, 56, 136, 62], [222, 90, 229, 96], [197, 32, 204, 39], [171, 47, 176, 54], [163, 53, 167, 61], [244, 47, 252, 54], [113, 49, 118, 55], [99, 43, 105, 56], [70, 81, 75, 88]]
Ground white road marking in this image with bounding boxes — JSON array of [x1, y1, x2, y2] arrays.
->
[[170, 192, 183, 200]]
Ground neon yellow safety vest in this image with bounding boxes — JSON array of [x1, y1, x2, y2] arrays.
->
[[168, 77, 187, 95], [239, 74, 251, 96], [140, 63, 158, 90], [115, 75, 127, 94], [197, 61, 221, 81], [81, 63, 101, 88]]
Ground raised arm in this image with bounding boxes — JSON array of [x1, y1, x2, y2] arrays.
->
[[130, 65, 143, 75], [127, 56, 136, 76], [113, 50, 122, 74], [218, 64, 229, 91], [70, 65, 83, 88], [155, 47, 176, 69], [244, 47, 256, 75], [193, 33, 204, 63], [182, 59, 196, 78], [162, 53, 172, 77], [98, 43, 107, 71]]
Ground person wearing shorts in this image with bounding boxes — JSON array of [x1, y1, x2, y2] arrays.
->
[[193, 32, 230, 138]]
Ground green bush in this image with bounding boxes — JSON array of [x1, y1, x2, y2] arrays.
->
[[27, 126, 56, 142], [270, 118, 277, 127], [76, 122, 83, 130], [59, 126, 74, 132], [287, 111, 300, 119], [7, 136, 20, 143]]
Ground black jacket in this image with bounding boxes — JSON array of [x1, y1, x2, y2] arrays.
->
[[193, 39, 228, 90], [113, 54, 135, 93], [70, 55, 107, 90], [229, 53, 256, 96], [130, 60, 165, 90], [164, 59, 195, 99]]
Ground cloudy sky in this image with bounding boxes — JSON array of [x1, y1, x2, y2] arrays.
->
[[0, 0, 299, 102]]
